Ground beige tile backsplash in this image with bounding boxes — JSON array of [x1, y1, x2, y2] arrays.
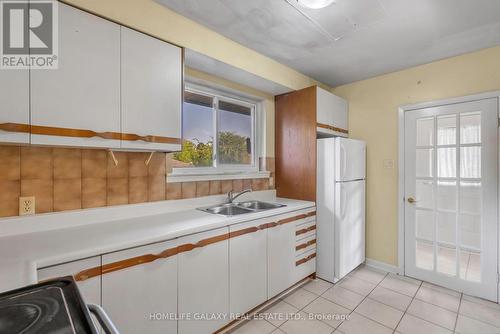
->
[[0, 145, 274, 218]]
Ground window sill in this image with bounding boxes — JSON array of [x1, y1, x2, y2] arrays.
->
[[166, 171, 271, 183]]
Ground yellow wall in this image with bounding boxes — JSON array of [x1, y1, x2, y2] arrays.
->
[[185, 67, 275, 157], [62, 0, 324, 91], [333, 45, 500, 266]]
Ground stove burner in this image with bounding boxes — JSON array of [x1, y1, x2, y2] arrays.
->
[[0, 287, 75, 334]]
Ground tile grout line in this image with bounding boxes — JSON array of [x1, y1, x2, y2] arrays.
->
[[278, 276, 355, 332], [346, 272, 402, 333], [390, 277, 422, 334], [452, 293, 463, 333]]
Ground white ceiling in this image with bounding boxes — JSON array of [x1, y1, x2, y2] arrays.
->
[[156, 0, 500, 87]]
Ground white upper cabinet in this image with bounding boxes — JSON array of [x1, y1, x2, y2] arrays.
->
[[120, 27, 182, 151], [30, 3, 121, 148], [102, 240, 178, 334], [229, 219, 268, 315], [316, 86, 348, 137], [178, 227, 229, 334], [0, 70, 30, 144]]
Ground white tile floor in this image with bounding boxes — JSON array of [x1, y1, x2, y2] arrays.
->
[[227, 265, 500, 334]]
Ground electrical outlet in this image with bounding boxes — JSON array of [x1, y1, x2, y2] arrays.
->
[[19, 196, 35, 216]]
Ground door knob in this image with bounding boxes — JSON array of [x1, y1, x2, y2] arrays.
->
[[407, 197, 417, 204]]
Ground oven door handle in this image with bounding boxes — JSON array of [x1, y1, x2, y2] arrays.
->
[[87, 304, 120, 334]]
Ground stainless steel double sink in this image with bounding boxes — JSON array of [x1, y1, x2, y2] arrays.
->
[[198, 200, 286, 216]]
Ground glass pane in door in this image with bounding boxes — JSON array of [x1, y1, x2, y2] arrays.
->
[[460, 147, 481, 178], [416, 149, 433, 177], [416, 240, 434, 270], [437, 115, 456, 145], [437, 246, 456, 276], [460, 112, 481, 144], [416, 117, 434, 146]]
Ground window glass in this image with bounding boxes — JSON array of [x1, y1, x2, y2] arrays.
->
[[174, 91, 214, 167], [173, 89, 256, 171], [218, 100, 253, 165]]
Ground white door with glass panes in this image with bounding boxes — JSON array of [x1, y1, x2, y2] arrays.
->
[[404, 98, 498, 301]]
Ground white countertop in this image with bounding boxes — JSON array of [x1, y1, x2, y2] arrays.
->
[[0, 190, 315, 292]]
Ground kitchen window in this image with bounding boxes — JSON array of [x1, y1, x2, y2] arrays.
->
[[171, 86, 258, 176]]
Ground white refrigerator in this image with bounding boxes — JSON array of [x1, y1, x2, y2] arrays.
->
[[316, 137, 366, 283]]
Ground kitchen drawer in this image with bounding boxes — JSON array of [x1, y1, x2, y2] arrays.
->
[[295, 233, 316, 257], [294, 249, 316, 282], [296, 220, 316, 241]]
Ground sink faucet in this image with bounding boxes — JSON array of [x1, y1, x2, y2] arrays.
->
[[227, 189, 252, 203]]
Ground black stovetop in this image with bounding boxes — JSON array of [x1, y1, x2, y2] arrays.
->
[[0, 277, 98, 334]]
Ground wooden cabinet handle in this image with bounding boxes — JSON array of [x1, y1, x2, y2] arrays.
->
[[229, 222, 279, 238], [73, 210, 316, 281], [296, 239, 316, 251], [121, 133, 181, 144], [296, 225, 316, 236], [317, 122, 348, 134], [0, 122, 30, 133], [74, 246, 178, 281], [296, 253, 316, 266], [0, 122, 183, 145]]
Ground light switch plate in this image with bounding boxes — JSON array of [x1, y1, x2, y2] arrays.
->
[[19, 196, 35, 216], [383, 159, 394, 169]]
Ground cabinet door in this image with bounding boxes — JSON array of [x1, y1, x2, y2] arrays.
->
[[120, 27, 182, 151], [30, 3, 121, 148], [0, 70, 30, 144], [229, 219, 268, 316], [316, 86, 333, 126], [267, 218, 296, 298], [316, 86, 348, 136], [38, 257, 101, 306], [101, 240, 178, 334], [178, 227, 229, 334]]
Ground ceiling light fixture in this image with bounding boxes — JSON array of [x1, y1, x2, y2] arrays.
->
[[296, 0, 335, 9]]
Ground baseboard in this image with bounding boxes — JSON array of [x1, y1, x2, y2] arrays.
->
[[364, 258, 401, 274]]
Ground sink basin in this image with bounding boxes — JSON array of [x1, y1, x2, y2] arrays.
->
[[236, 200, 286, 211], [202, 204, 253, 216], [198, 201, 286, 216]]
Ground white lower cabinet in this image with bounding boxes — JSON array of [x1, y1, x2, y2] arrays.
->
[[178, 227, 230, 334], [267, 218, 297, 298], [38, 257, 102, 332], [34, 207, 316, 333], [101, 240, 178, 334], [229, 218, 268, 316], [38, 256, 101, 306]]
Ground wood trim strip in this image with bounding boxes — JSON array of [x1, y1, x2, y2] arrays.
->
[[0, 123, 30, 133], [305, 211, 316, 217], [296, 253, 316, 266], [74, 210, 316, 281], [296, 225, 316, 236], [317, 122, 348, 134], [278, 211, 315, 226], [121, 133, 181, 145], [31, 125, 121, 140], [296, 239, 316, 251], [228, 221, 279, 239], [0, 122, 182, 144]]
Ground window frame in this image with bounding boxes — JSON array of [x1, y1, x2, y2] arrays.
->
[[172, 84, 260, 176]]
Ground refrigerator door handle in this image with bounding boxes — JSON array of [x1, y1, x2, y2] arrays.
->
[[340, 144, 347, 180], [341, 184, 347, 218]]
